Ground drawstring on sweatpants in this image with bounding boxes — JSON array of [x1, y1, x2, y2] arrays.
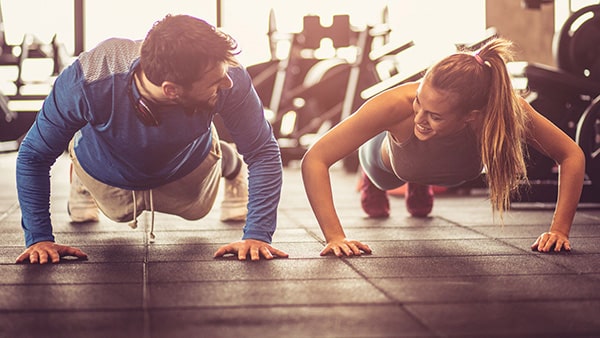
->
[[128, 190, 156, 242], [128, 191, 138, 229], [149, 189, 155, 242]]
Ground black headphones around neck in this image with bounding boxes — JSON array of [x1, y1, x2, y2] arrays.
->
[[127, 67, 160, 127]]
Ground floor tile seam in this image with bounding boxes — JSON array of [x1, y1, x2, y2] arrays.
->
[[0, 244, 44, 249], [0, 202, 19, 223], [363, 238, 532, 242], [147, 302, 410, 310], [149, 257, 325, 263], [332, 257, 429, 316], [435, 216, 534, 232], [401, 298, 600, 306], [336, 271, 594, 286], [328, 253, 574, 259], [578, 213, 600, 221], [331, 256, 438, 332], [47, 226, 600, 234], [0, 281, 144, 286], [0, 256, 326, 265], [144, 277, 377, 284], [282, 221, 328, 246], [355, 270, 590, 279], [143, 240, 324, 245], [4, 271, 595, 287], [4, 261, 143, 266], [360, 235, 600, 239], [142, 229, 151, 338], [0, 302, 406, 312], [490, 236, 594, 274], [0, 302, 409, 314], [2, 250, 593, 265], [366, 272, 600, 280], [0, 307, 144, 314], [8, 260, 144, 266], [532, 254, 600, 274], [436, 216, 552, 256], [314, 252, 596, 258], [141, 301, 407, 311], [450, 224, 600, 229]]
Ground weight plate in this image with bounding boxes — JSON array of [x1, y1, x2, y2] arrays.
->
[[575, 95, 600, 189], [555, 4, 600, 81]]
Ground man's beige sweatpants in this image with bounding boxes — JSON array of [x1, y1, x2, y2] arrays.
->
[[68, 127, 222, 223]]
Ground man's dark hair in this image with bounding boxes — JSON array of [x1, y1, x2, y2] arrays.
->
[[140, 14, 239, 87]]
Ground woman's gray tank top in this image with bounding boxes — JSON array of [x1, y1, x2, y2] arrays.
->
[[386, 126, 483, 187]]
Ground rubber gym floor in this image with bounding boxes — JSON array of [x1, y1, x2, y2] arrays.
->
[[0, 149, 599, 338]]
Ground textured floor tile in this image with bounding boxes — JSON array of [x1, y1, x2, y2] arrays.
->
[[148, 258, 362, 282], [348, 255, 568, 278], [0, 245, 146, 264], [148, 305, 432, 338], [535, 253, 600, 274], [147, 242, 325, 261], [74, 245, 146, 263], [49, 231, 145, 246], [371, 274, 600, 303], [0, 284, 142, 310], [0, 262, 143, 284], [148, 279, 390, 307], [472, 224, 600, 239], [366, 238, 527, 257], [406, 300, 600, 337], [0, 310, 145, 338], [510, 237, 600, 254], [0, 232, 27, 246], [142, 228, 316, 245], [346, 225, 487, 241]]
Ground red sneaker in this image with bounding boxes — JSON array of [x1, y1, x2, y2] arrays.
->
[[406, 182, 433, 217], [359, 172, 390, 218]]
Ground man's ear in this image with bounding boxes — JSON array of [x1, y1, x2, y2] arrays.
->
[[162, 81, 181, 100]]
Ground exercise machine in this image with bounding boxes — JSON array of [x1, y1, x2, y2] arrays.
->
[[515, 3, 600, 203], [0, 2, 70, 152], [243, 7, 414, 165]]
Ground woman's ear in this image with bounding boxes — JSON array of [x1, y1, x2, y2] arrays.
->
[[465, 109, 481, 123]]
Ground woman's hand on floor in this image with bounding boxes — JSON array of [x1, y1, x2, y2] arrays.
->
[[321, 239, 372, 257]]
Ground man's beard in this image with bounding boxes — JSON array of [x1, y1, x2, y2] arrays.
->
[[176, 95, 215, 115]]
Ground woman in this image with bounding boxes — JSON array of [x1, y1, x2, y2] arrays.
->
[[301, 38, 585, 257]]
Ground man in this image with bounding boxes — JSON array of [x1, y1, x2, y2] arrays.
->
[[15, 14, 288, 264]]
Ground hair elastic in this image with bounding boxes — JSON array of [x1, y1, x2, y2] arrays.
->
[[474, 53, 491, 68]]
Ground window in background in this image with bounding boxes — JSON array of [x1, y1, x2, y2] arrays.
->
[[0, 0, 486, 74], [221, 0, 486, 67], [84, 0, 215, 51], [0, 0, 214, 57], [1, 0, 73, 50]]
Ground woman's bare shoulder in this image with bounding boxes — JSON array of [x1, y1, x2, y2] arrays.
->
[[362, 81, 419, 121]]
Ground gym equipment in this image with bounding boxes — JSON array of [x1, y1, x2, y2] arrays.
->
[[576, 94, 600, 196], [515, 63, 600, 202], [245, 8, 414, 165], [554, 4, 600, 82], [248, 8, 500, 169], [0, 2, 70, 152], [0, 91, 18, 151], [513, 3, 600, 203]]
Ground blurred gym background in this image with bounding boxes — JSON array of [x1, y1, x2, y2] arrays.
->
[[0, 0, 598, 204]]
